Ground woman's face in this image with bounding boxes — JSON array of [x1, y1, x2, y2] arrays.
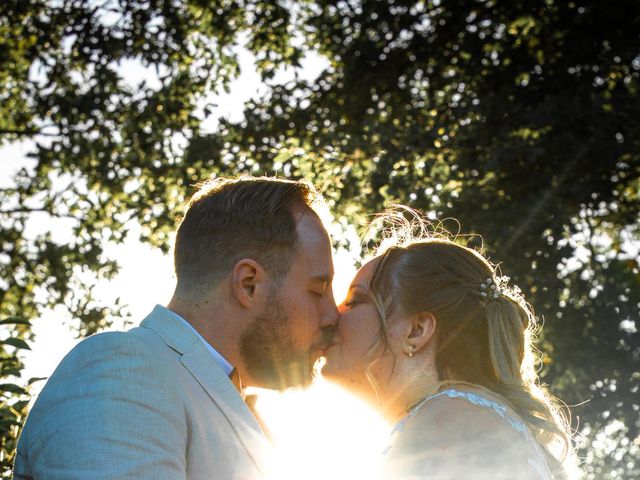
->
[[322, 258, 394, 395]]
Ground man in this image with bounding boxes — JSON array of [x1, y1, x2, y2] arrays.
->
[[14, 176, 339, 479]]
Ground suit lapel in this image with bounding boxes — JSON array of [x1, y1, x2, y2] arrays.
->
[[140, 305, 270, 476]]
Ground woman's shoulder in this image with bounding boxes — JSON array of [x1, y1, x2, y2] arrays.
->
[[398, 387, 528, 445], [420, 387, 531, 434], [387, 387, 551, 479]]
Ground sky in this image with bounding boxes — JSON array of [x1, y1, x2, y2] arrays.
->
[[1, 40, 390, 480]]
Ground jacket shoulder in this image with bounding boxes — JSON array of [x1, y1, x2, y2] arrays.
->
[[15, 328, 189, 478]]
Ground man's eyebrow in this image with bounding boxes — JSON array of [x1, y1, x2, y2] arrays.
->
[[311, 274, 333, 283]]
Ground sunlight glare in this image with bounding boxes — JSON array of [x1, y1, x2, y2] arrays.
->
[[253, 241, 390, 480], [255, 376, 389, 480]]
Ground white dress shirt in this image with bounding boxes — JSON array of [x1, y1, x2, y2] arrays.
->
[[165, 306, 234, 376]]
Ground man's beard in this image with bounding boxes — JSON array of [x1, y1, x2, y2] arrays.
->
[[239, 291, 322, 390]]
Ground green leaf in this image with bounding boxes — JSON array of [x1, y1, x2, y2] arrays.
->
[[0, 383, 27, 395], [27, 377, 47, 385], [0, 338, 31, 350], [0, 317, 30, 326]]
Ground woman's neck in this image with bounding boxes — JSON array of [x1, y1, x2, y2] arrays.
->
[[377, 363, 440, 423]]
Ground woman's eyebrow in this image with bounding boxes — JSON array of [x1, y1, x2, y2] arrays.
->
[[349, 284, 368, 293]]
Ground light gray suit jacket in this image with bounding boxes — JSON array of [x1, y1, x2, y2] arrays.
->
[[14, 305, 270, 479]]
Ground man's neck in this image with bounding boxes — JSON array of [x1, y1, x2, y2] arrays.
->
[[167, 295, 242, 372]]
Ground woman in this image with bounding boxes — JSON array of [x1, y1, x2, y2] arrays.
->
[[323, 212, 578, 479]]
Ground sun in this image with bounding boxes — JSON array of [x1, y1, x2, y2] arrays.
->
[[253, 375, 390, 480]]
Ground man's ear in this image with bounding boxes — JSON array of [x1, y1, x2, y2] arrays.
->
[[404, 312, 436, 354], [231, 259, 266, 309]]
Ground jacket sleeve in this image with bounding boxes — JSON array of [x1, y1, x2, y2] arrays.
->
[[14, 331, 187, 480]]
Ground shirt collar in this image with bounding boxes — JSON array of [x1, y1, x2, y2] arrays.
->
[[165, 307, 234, 376]]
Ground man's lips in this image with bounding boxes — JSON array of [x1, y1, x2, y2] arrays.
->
[[316, 329, 339, 354], [323, 337, 340, 352]]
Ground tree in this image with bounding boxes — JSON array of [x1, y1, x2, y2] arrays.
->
[[1, 0, 638, 478]]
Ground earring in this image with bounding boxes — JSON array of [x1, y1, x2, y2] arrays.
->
[[407, 344, 416, 357]]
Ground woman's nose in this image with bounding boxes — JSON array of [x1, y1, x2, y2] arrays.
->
[[337, 300, 349, 314]]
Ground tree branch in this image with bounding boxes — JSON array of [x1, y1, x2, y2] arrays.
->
[[0, 207, 79, 220], [0, 128, 59, 137]]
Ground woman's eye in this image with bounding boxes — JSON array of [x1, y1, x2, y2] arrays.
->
[[345, 298, 361, 308]]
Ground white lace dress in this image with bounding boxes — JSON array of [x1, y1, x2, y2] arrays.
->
[[384, 388, 553, 479]]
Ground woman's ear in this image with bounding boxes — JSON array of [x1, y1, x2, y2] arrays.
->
[[404, 312, 436, 355], [231, 258, 266, 309]]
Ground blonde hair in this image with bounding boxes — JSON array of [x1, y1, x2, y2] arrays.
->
[[366, 207, 578, 479]]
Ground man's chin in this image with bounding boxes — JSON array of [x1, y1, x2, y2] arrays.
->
[[253, 359, 316, 391]]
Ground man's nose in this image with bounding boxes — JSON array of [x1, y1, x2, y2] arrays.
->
[[320, 298, 340, 329]]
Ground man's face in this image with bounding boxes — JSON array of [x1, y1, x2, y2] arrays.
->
[[240, 210, 339, 389]]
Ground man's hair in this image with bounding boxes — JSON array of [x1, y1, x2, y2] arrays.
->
[[174, 176, 320, 297]]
